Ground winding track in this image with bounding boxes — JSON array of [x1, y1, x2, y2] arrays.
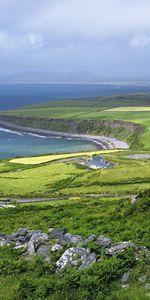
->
[[0, 194, 137, 205]]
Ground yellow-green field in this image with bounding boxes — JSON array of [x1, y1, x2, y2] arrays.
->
[[104, 106, 150, 112], [10, 149, 120, 165]]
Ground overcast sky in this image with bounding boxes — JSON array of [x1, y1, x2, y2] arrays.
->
[[0, 0, 150, 80]]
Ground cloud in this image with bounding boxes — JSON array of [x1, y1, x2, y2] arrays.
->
[[0, 0, 150, 78], [130, 34, 150, 48], [0, 32, 44, 52], [20, 0, 150, 39]]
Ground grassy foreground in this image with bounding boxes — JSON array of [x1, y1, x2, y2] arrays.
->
[[0, 192, 150, 300]]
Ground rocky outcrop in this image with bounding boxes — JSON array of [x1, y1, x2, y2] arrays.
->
[[0, 227, 149, 272]]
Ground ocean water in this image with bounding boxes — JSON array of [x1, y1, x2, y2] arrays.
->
[[0, 127, 98, 159], [1, 83, 150, 110]]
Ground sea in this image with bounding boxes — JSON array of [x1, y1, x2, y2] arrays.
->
[[0, 83, 150, 159]]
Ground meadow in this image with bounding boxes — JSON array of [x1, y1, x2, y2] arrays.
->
[[0, 150, 150, 199]]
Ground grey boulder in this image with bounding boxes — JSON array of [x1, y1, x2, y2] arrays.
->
[[63, 233, 83, 245], [106, 241, 137, 256], [48, 228, 67, 239], [36, 243, 51, 262], [56, 247, 96, 271], [121, 272, 129, 284], [97, 236, 112, 248], [79, 252, 97, 270], [51, 244, 63, 252], [27, 231, 49, 256]]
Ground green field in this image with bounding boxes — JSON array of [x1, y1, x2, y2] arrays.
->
[[0, 93, 150, 299], [0, 150, 150, 198]]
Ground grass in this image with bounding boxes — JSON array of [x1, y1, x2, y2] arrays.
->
[[0, 150, 150, 198], [0, 193, 150, 299]]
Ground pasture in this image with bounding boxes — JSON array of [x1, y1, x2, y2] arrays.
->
[[0, 150, 150, 198]]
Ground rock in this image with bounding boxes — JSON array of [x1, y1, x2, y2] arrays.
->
[[63, 233, 72, 242], [27, 232, 49, 255], [16, 228, 28, 236], [14, 242, 27, 250], [84, 234, 97, 245], [48, 228, 67, 239], [79, 252, 97, 270], [87, 234, 97, 241], [70, 235, 83, 245], [25, 231, 35, 242], [145, 284, 150, 290], [106, 241, 137, 256], [121, 272, 129, 284], [56, 247, 91, 271], [0, 233, 6, 239], [63, 233, 83, 245], [18, 236, 28, 243], [51, 244, 63, 252], [30, 232, 49, 248], [131, 195, 137, 203], [139, 246, 150, 260], [97, 236, 112, 248], [139, 275, 147, 283], [37, 243, 51, 262], [7, 233, 18, 242], [0, 234, 8, 246], [121, 284, 129, 289], [27, 240, 36, 256], [0, 237, 10, 247], [57, 236, 68, 246]]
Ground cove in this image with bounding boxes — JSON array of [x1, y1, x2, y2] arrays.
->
[[0, 127, 99, 159]]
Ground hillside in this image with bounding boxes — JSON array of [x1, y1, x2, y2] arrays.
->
[[0, 93, 150, 149]]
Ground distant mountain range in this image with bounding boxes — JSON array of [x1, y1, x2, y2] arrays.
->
[[0, 71, 150, 84], [0, 71, 101, 83]]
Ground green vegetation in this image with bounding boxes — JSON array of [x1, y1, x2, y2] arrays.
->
[[0, 93, 150, 299], [0, 193, 150, 299], [0, 151, 150, 198]]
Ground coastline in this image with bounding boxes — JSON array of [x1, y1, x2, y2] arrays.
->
[[0, 120, 129, 150]]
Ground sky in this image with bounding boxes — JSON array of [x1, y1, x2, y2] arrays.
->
[[0, 0, 150, 80]]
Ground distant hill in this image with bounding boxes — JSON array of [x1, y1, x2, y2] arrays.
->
[[0, 71, 101, 83]]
